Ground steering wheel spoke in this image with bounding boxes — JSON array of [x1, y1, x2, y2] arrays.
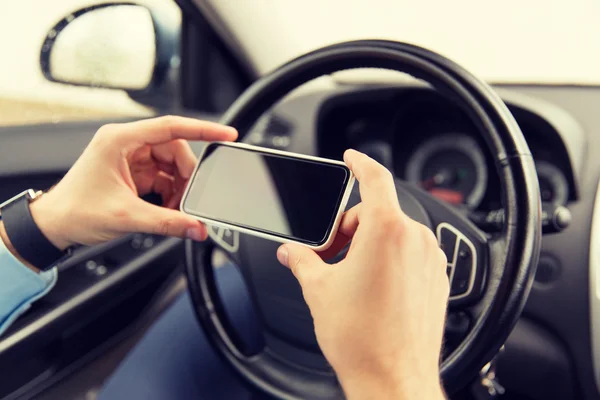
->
[[398, 181, 489, 306]]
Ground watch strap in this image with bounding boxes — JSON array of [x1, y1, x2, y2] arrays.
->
[[1, 194, 64, 271]]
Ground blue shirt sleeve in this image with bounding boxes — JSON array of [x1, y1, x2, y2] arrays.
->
[[0, 238, 57, 336]]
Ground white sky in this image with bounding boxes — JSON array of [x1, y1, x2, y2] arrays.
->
[[207, 0, 600, 85], [0, 0, 598, 119]]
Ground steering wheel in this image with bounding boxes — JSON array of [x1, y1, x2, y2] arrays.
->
[[185, 40, 541, 399]]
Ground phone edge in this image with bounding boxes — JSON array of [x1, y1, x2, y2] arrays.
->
[[180, 141, 355, 250]]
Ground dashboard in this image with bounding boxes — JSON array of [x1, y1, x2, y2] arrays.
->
[[316, 88, 580, 215]]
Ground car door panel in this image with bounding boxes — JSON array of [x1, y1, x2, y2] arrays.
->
[[0, 116, 216, 399]]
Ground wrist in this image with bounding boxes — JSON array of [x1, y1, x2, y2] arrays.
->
[[344, 381, 445, 400], [29, 192, 72, 251], [340, 368, 445, 400]]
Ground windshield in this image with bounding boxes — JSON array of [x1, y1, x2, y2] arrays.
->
[[206, 0, 600, 85], [0, 0, 180, 128], [2, 1, 597, 128]]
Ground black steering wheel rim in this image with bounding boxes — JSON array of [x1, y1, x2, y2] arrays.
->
[[185, 40, 542, 398]]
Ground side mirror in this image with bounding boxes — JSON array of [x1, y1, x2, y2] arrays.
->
[[40, 3, 177, 96]]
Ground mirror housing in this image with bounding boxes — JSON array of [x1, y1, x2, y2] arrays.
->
[[40, 3, 178, 108]]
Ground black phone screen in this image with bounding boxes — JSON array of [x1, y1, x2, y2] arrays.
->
[[182, 143, 351, 245]]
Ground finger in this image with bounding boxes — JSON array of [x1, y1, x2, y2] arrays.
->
[[151, 139, 197, 179], [166, 169, 187, 210], [277, 243, 326, 282], [343, 149, 400, 212], [156, 161, 175, 175], [130, 165, 160, 197], [337, 203, 361, 238], [118, 116, 238, 149], [317, 204, 361, 260], [166, 190, 184, 210], [152, 172, 175, 205], [131, 201, 208, 241]]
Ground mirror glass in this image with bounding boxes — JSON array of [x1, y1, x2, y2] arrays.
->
[[48, 5, 156, 90]]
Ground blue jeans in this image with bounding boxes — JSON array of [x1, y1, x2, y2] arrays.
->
[[99, 265, 261, 400]]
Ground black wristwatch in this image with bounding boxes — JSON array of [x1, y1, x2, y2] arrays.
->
[[0, 189, 68, 271]]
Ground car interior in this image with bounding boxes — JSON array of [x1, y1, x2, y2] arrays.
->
[[0, 1, 599, 399]]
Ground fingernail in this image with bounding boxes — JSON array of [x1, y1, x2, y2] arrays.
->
[[277, 246, 289, 267], [181, 169, 192, 180], [227, 126, 238, 138], [186, 227, 205, 241], [343, 149, 355, 164]]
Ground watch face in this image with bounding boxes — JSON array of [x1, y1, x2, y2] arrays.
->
[[0, 189, 37, 210]]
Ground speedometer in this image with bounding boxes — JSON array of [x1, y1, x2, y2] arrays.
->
[[405, 134, 488, 209]]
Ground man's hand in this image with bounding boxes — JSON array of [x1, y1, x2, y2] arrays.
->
[[276, 149, 449, 400], [27, 116, 237, 250]]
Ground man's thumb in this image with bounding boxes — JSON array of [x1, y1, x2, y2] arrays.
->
[[277, 243, 324, 278], [133, 202, 207, 240]]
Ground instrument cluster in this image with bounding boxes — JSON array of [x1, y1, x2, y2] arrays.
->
[[317, 89, 575, 213], [354, 131, 570, 212]]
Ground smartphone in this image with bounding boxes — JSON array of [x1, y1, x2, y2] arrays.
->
[[180, 142, 355, 250]]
